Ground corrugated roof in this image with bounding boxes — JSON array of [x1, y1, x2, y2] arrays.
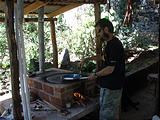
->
[[0, 0, 106, 17]]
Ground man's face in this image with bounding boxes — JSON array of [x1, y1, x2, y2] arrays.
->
[[96, 25, 109, 42]]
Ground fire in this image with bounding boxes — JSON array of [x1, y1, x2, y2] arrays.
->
[[73, 92, 85, 100]]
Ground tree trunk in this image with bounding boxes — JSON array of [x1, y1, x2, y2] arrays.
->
[[123, 0, 133, 27], [5, 0, 23, 119]]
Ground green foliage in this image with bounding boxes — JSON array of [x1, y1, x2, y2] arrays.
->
[[100, 1, 156, 51], [0, 23, 10, 70], [55, 5, 96, 62], [0, 3, 158, 75], [55, 14, 72, 53], [71, 5, 96, 59], [82, 61, 96, 73], [23, 22, 39, 71]]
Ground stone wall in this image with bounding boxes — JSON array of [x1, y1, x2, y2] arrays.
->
[[132, 0, 159, 45]]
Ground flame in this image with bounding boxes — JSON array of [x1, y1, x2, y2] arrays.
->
[[73, 92, 85, 100]]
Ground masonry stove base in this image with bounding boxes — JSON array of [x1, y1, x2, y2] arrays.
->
[[27, 68, 96, 108]]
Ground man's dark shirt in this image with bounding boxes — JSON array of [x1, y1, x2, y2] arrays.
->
[[99, 37, 125, 90]]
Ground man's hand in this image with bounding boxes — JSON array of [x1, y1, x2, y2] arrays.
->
[[79, 55, 100, 69], [79, 59, 87, 69], [88, 73, 97, 80]]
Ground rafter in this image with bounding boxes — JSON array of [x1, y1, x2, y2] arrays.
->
[[0, 1, 64, 7], [24, 0, 49, 14], [49, 0, 106, 4], [0, 1, 4, 4], [47, 3, 82, 18], [0, 17, 57, 22]]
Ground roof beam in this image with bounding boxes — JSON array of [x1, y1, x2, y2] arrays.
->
[[0, 1, 63, 7], [24, 18, 57, 22], [0, 17, 57, 22], [49, 0, 106, 4], [0, 1, 4, 4], [24, 0, 49, 14], [47, 3, 82, 18]]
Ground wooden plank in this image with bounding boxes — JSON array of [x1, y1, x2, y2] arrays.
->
[[0, 0, 107, 5], [0, 17, 57, 22], [43, 100, 70, 116], [24, 0, 49, 14], [31, 98, 99, 120], [0, 0, 64, 7], [50, 20, 58, 68], [5, 0, 23, 119], [125, 57, 159, 77], [49, 0, 106, 4], [47, 3, 82, 18], [0, 11, 5, 14], [0, 1, 4, 4], [94, 3, 101, 71], [23, 18, 57, 22]]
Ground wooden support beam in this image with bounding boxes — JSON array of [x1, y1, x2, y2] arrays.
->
[[5, 0, 23, 119], [49, 0, 106, 4], [0, 11, 5, 14], [24, 18, 57, 22], [24, 0, 49, 15], [47, 3, 82, 18], [0, 17, 57, 22], [50, 20, 58, 68], [16, 0, 31, 119], [0, 1, 63, 7], [94, 3, 101, 71], [0, 1, 4, 4]]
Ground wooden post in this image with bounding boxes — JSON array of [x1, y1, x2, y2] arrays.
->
[[50, 20, 58, 68], [5, 0, 23, 119], [16, 0, 31, 119], [94, 3, 101, 71], [107, 0, 111, 12], [38, 6, 45, 72]]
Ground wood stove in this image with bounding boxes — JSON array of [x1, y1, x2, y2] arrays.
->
[[27, 68, 96, 108]]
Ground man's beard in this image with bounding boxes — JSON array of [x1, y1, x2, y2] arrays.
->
[[100, 32, 109, 43]]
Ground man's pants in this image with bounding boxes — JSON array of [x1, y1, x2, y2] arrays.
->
[[99, 88, 122, 120]]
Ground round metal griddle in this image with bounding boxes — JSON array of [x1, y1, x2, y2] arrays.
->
[[46, 73, 88, 84]]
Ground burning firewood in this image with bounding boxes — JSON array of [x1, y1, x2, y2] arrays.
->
[[79, 99, 87, 107], [73, 92, 88, 107], [75, 101, 81, 106], [73, 92, 85, 100]]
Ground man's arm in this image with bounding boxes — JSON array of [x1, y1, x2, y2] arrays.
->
[[88, 66, 115, 80], [96, 66, 115, 77], [79, 54, 102, 69]]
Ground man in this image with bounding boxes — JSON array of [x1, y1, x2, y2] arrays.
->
[[80, 18, 125, 120]]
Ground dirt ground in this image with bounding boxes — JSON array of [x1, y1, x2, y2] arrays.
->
[[120, 82, 158, 120], [79, 80, 159, 120], [0, 79, 159, 120]]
